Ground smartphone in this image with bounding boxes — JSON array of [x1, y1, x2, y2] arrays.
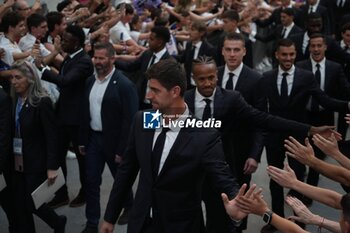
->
[[120, 32, 124, 41]]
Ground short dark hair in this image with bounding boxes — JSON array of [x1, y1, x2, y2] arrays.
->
[[57, 0, 71, 12], [191, 21, 207, 34], [276, 38, 295, 50], [309, 33, 326, 42], [117, 3, 134, 15], [1, 12, 25, 33], [281, 8, 295, 17], [341, 22, 350, 34], [94, 42, 115, 57], [27, 13, 46, 33], [66, 25, 85, 48], [224, 32, 246, 46], [221, 10, 240, 22], [341, 193, 350, 222], [46, 11, 64, 33], [146, 59, 187, 97], [151, 26, 170, 43]]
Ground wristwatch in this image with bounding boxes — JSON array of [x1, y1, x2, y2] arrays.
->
[[262, 210, 273, 224]]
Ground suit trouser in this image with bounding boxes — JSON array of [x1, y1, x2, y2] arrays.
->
[[266, 134, 305, 217], [202, 180, 237, 233], [56, 125, 85, 198], [0, 169, 17, 233], [12, 171, 62, 233], [337, 111, 348, 139], [85, 131, 133, 227]]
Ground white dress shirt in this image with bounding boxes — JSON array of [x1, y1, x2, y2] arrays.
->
[[221, 63, 243, 90], [283, 22, 295, 38], [89, 68, 115, 131], [152, 105, 190, 174], [194, 88, 216, 119], [311, 58, 326, 91], [277, 65, 295, 96], [341, 40, 350, 53], [302, 32, 310, 55], [144, 47, 168, 102], [0, 36, 23, 65]]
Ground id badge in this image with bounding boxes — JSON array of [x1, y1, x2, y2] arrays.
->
[[13, 138, 23, 172]]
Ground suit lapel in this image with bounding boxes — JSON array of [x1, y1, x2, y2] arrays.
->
[[235, 65, 247, 90], [324, 60, 331, 92], [186, 90, 196, 115], [213, 88, 224, 119], [157, 127, 192, 180], [102, 71, 120, 104], [217, 67, 224, 87], [289, 68, 302, 99]]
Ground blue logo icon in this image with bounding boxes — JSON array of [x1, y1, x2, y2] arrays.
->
[[143, 110, 162, 129]]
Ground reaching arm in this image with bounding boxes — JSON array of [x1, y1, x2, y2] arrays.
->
[[267, 164, 342, 209], [284, 137, 350, 186], [285, 196, 341, 233], [312, 133, 350, 170]]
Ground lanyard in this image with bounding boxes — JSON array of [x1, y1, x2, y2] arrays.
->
[[15, 97, 25, 137]]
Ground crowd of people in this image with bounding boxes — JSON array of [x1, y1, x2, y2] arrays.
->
[[0, 0, 349, 233]]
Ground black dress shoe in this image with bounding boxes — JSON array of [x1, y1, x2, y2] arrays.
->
[[47, 195, 69, 209], [261, 224, 277, 233], [81, 225, 98, 233], [54, 215, 67, 233], [117, 208, 130, 225], [69, 191, 85, 207]]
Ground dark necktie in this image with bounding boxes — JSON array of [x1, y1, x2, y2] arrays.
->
[[311, 63, 321, 111], [202, 99, 212, 120], [190, 45, 196, 59], [148, 54, 157, 68], [152, 127, 170, 178], [281, 27, 286, 38], [280, 72, 289, 105], [225, 73, 234, 90], [309, 6, 313, 13]]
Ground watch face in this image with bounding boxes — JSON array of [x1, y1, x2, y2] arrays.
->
[[263, 212, 271, 223]]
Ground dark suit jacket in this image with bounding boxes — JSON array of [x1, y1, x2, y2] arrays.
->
[[296, 59, 350, 101], [295, 4, 332, 34], [104, 111, 238, 233], [184, 87, 313, 166], [290, 32, 350, 64], [42, 50, 94, 126], [255, 24, 303, 43], [79, 70, 139, 157], [15, 97, 59, 173], [258, 67, 349, 126], [217, 65, 265, 161], [0, 87, 11, 174], [115, 49, 171, 103], [176, 40, 216, 88]]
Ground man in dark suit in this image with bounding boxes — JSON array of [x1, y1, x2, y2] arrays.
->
[[294, 0, 332, 35], [258, 38, 350, 233], [115, 26, 171, 110], [184, 54, 342, 233], [0, 85, 16, 233], [290, 13, 350, 63], [38, 25, 94, 208], [78, 43, 138, 233], [176, 21, 215, 90], [255, 8, 303, 43], [296, 33, 350, 204], [100, 58, 255, 233], [217, 32, 264, 232], [214, 10, 253, 68]]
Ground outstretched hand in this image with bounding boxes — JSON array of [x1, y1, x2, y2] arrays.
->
[[267, 164, 297, 189], [284, 137, 315, 166], [312, 133, 339, 158], [221, 184, 257, 220]]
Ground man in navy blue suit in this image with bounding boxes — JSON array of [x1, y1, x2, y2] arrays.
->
[[79, 42, 138, 233]]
